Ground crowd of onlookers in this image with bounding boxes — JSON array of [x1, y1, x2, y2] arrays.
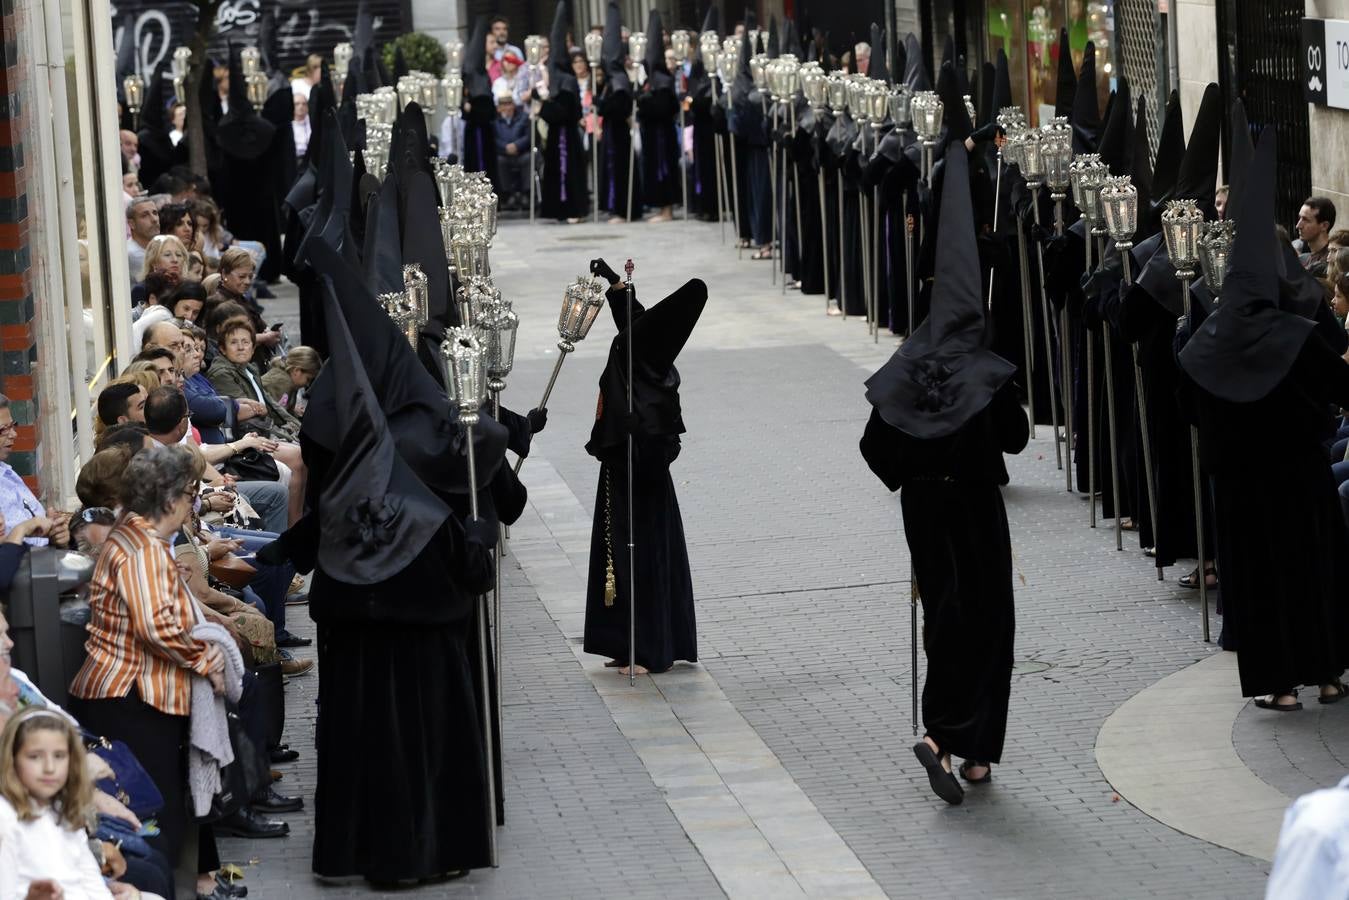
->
[[0, 69, 329, 900]]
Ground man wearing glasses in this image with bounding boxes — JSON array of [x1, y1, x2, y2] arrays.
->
[[0, 395, 70, 547]]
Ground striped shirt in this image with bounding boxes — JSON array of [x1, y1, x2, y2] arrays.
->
[[69, 512, 211, 716]]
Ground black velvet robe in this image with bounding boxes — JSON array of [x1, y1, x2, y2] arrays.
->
[[860, 384, 1029, 762], [539, 89, 589, 221], [785, 110, 824, 294], [687, 73, 721, 221], [637, 84, 681, 209], [304, 438, 496, 881], [597, 89, 640, 219], [1179, 334, 1349, 696], [461, 94, 499, 188]]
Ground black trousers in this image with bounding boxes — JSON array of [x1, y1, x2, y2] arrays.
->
[[497, 152, 529, 198], [69, 688, 219, 887]]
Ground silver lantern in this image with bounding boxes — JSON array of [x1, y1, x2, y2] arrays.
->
[[524, 34, 545, 68], [1099, 175, 1138, 252], [123, 74, 145, 118], [628, 32, 648, 68], [245, 73, 268, 112], [171, 46, 192, 80], [672, 30, 693, 63], [240, 47, 261, 78], [451, 229, 491, 279], [1019, 128, 1046, 187], [1161, 198, 1205, 279], [1069, 153, 1102, 216], [1199, 220, 1236, 298], [444, 40, 464, 73], [1078, 157, 1109, 233], [585, 32, 604, 67], [476, 298, 520, 390]]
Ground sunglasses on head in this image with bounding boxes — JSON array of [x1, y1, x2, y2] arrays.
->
[[77, 507, 115, 525]]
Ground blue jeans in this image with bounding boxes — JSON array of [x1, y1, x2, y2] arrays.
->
[[235, 481, 287, 534], [216, 526, 293, 633]]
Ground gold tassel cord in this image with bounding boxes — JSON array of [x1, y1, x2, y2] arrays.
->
[[603, 466, 617, 606]]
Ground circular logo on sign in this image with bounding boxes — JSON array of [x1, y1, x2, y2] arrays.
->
[[1309, 44, 1323, 72]]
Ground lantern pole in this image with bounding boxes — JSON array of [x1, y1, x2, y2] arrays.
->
[[624, 258, 637, 685], [1052, 193, 1073, 488], [770, 83, 780, 285], [1097, 231, 1124, 551]]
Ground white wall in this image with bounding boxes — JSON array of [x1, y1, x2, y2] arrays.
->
[[1307, 0, 1349, 214]]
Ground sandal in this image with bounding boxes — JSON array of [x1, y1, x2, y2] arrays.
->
[[1253, 691, 1302, 712], [912, 739, 964, 805], [958, 760, 992, 784], [1320, 681, 1349, 704], [1179, 566, 1217, 590], [751, 247, 773, 261]]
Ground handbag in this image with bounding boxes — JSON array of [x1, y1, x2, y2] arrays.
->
[[93, 813, 156, 861], [203, 710, 268, 823], [81, 730, 165, 819], [221, 447, 280, 483], [208, 553, 257, 590]]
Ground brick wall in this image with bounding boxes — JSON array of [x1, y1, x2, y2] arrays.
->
[[0, 0, 41, 493]]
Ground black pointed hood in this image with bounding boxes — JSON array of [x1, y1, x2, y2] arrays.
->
[[941, 35, 954, 71], [1130, 96, 1156, 241], [366, 175, 404, 296], [1071, 42, 1100, 153], [1096, 77, 1132, 175], [361, 45, 384, 91], [139, 62, 169, 133], [864, 144, 1016, 439], [766, 16, 780, 58], [1173, 83, 1222, 213], [977, 61, 995, 127], [645, 7, 673, 92], [353, 0, 375, 57], [586, 277, 709, 456], [869, 23, 889, 83], [216, 43, 277, 160], [1179, 129, 1315, 403], [258, 9, 279, 75], [784, 18, 802, 58], [551, 0, 579, 92], [993, 49, 1011, 115], [891, 35, 906, 88], [1053, 28, 1075, 118], [701, 4, 719, 35], [604, 1, 630, 93], [903, 33, 930, 92], [937, 62, 972, 145], [393, 45, 410, 80], [1225, 99, 1255, 222], [1151, 90, 1184, 200], [463, 15, 491, 98], [312, 271, 451, 585], [400, 170, 451, 325]]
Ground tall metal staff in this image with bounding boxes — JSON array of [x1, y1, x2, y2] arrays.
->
[[867, 82, 887, 341], [626, 32, 648, 223], [851, 78, 872, 329], [719, 39, 743, 257], [1079, 160, 1121, 549], [524, 35, 545, 224], [1040, 119, 1073, 474], [1164, 199, 1211, 641], [1101, 175, 1163, 579], [584, 32, 604, 224], [787, 59, 805, 294], [828, 74, 849, 320], [623, 258, 638, 684], [440, 326, 497, 866], [1068, 154, 1105, 520], [701, 34, 727, 243], [758, 56, 778, 284], [1020, 129, 1054, 445], [515, 277, 606, 476], [910, 562, 919, 737], [803, 69, 831, 311], [672, 30, 693, 221], [912, 91, 943, 335], [889, 85, 913, 332]]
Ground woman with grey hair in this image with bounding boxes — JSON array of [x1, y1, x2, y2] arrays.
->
[[69, 443, 230, 898]]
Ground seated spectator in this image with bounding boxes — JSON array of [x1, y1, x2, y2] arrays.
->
[[200, 298, 249, 368], [169, 102, 186, 146], [208, 249, 280, 362], [208, 319, 300, 440], [292, 93, 311, 162], [130, 271, 177, 344], [494, 90, 530, 210], [1297, 196, 1337, 277], [0, 395, 70, 549], [69, 505, 117, 557], [164, 280, 206, 324], [193, 198, 229, 266], [94, 381, 147, 444], [139, 233, 189, 284], [125, 198, 160, 289], [182, 322, 266, 445], [260, 346, 320, 417], [0, 708, 119, 899], [67, 444, 228, 891], [158, 201, 201, 257], [128, 347, 179, 388], [94, 422, 154, 456], [76, 447, 131, 512], [492, 50, 529, 106]]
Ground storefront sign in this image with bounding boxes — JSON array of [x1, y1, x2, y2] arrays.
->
[[1302, 17, 1349, 109]]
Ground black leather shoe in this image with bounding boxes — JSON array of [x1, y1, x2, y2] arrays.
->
[[215, 873, 248, 897], [275, 631, 312, 649], [253, 786, 304, 813], [213, 806, 290, 839], [269, 746, 300, 763]]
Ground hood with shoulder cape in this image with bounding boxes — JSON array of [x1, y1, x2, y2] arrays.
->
[[1224, 99, 1255, 222], [1179, 129, 1315, 403], [586, 277, 709, 456], [1096, 77, 1132, 176], [869, 23, 889, 84], [1128, 96, 1156, 242], [216, 43, 277, 160], [863, 144, 1016, 439], [903, 33, 930, 92], [603, 1, 631, 94], [1171, 82, 1222, 215], [463, 16, 492, 99], [550, 0, 580, 95], [644, 7, 674, 92], [1070, 42, 1100, 153], [311, 271, 451, 585], [1150, 90, 1185, 202]]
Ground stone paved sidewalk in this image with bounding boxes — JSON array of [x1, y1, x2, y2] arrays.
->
[[224, 217, 1295, 898]]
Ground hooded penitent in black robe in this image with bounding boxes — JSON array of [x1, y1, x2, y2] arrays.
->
[[215, 44, 284, 283], [1177, 130, 1349, 697], [786, 97, 825, 294], [539, 1, 589, 220], [731, 16, 771, 247], [583, 266, 706, 673], [688, 7, 722, 221], [637, 9, 682, 211], [597, 1, 641, 220], [461, 17, 499, 187], [859, 145, 1026, 769], [827, 111, 864, 315], [287, 232, 506, 881]]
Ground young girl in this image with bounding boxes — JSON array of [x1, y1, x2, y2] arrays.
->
[[261, 346, 320, 417], [0, 707, 114, 899]]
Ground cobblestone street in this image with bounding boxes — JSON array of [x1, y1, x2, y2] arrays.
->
[[224, 216, 1318, 898]]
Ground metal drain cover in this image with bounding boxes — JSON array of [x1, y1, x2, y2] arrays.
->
[[1012, 660, 1053, 676]]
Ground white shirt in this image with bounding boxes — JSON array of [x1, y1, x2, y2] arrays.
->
[[1267, 775, 1349, 899], [0, 797, 113, 900], [290, 77, 312, 101], [292, 116, 312, 158]]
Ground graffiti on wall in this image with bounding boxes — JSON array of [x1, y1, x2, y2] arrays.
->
[[110, 0, 405, 79]]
